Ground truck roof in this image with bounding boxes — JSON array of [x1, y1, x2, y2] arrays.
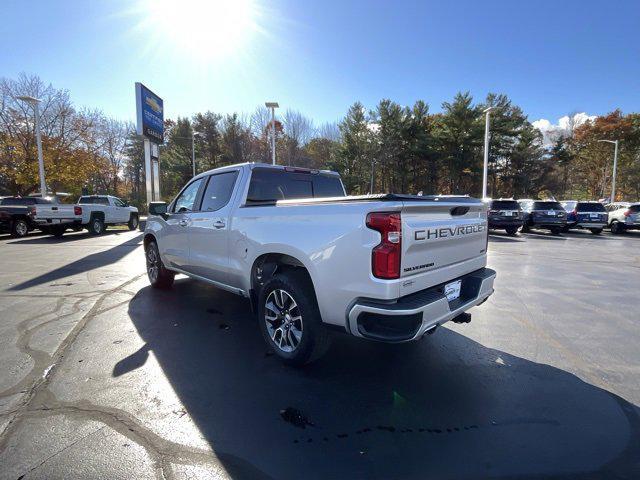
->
[[194, 162, 341, 180]]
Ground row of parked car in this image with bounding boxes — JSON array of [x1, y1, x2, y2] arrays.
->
[[487, 198, 640, 236], [0, 195, 139, 237]]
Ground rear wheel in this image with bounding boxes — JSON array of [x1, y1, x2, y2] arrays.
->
[[88, 216, 105, 235], [258, 270, 330, 366], [128, 214, 139, 231], [590, 228, 603, 235], [520, 222, 530, 233], [11, 219, 29, 238], [505, 226, 518, 236], [145, 240, 174, 289], [610, 221, 625, 234], [550, 226, 561, 235]]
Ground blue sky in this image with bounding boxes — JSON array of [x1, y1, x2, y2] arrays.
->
[[1, 0, 638, 126]]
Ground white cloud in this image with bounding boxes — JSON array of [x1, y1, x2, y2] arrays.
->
[[533, 112, 597, 147]]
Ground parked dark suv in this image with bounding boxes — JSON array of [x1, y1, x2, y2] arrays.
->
[[561, 200, 607, 234], [519, 199, 567, 235], [488, 199, 523, 235]]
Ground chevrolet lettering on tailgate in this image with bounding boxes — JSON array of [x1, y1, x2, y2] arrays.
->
[[415, 224, 485, 241]]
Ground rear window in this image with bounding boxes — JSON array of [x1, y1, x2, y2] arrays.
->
[[629, 205, 640, 213], [247, 168, 345, 203], [490, 200, 520, 210], [576, 202, 605, 212], [532, 201, 563, 210]]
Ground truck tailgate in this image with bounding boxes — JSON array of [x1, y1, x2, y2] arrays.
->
[[400, 200, 487, 288], [34, 205, 79, 220]]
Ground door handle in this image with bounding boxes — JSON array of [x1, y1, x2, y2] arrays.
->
[[179, 219, 189, 227], [213, 220, 226, 229]]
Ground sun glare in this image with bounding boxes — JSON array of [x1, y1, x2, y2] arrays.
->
[[134, 0, 260, 60]]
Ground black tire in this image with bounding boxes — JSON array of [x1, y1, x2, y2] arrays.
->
[[258, 270, 330, 366], [550, 227, 561, 235], [610, 221, 625, 235], [51, 225, 66, 237], [505, 226, 518, 236], [145, 240, 174, 289], [520, 221, 531, 233], [562, 225, 571, 233], [10, 218, 29, 238], [88, 216, 105, 235], [590, 228, 603, 235], [128, 214, 139, 231]]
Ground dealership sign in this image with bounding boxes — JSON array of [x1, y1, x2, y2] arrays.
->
[[135, 83, 164, 143]]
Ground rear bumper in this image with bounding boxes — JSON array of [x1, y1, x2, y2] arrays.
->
[[347, 268, 496, 342], [571, 222, 606, 229], [532, 219, 566, 227], [35, 218, 81, 226], [489, 218, 523, 228]]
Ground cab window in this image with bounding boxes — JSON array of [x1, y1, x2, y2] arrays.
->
[[200, 171, 238, 211], [173, 178, 203, 213]]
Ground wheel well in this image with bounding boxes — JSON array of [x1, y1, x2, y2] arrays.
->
[[91, 211, 105, 222], [249, 253, 315, 313], [143, 233, 156, 250]]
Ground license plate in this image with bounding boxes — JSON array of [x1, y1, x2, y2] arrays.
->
[[547, 211, 555, 216], [444, 280, 462, 302], [590, 213, 599, 218], [50, 219, 61, 224]]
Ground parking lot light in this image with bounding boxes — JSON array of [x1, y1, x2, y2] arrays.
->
[[265, 102, 279, 165], [16, 95, 47, 197], [482, 107, 493, 199], [598, 139, 619, 203]]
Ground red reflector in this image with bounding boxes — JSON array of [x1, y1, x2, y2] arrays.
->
[[366, 212, 401, 279], [74, 206, 82, 215]]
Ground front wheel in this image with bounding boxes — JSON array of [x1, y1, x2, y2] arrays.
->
[[505, 226, 519, 236], [520, 222, 530, 233], [258, 270, 330, 366], [11, 219, 29, 238], [550, 227, 561, 235], [145, 240, 174, 289], [590, 228, 603, 235], [128, 214, 139, 231]]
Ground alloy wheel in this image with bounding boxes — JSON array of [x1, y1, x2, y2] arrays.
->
[[146, 246, 159, 283], [264, 289, 303, 353]]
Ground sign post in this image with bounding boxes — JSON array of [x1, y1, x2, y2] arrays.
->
[[135, 83, 164, 204]]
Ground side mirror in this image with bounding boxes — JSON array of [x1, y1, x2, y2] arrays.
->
[[148, 201, 168, 216]]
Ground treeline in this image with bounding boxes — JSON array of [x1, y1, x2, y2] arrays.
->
[[1, 74, 639, 211]]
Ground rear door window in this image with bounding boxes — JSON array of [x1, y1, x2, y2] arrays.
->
[[200, 171, 239, 211]]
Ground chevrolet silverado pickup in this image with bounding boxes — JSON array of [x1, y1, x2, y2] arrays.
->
[[34, 195, 139, 236], [144, 163, 496, 365]]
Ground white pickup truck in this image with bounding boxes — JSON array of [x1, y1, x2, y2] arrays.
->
[[34, 195, 139, 236], [145, 163, 496, 365]]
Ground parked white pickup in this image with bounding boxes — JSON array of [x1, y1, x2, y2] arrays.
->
[[34, 195, 139, 236]]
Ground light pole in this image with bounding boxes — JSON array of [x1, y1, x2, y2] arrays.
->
[[598, 139, 619, 203], [482, 106, 493, 199], [265, 102, 279, 165], [191, 131, 200, 177], [16, 96, 47, 196]]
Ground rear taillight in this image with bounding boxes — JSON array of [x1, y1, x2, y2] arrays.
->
[[74, 206, 82, 215], [366, 212, 401, 279], [623, 209, 631, 217]]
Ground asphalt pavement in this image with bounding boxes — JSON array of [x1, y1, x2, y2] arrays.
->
[[0, 226, 639, 479]]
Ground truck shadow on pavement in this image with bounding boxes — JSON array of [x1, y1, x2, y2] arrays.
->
[[6, 233, 143, 291], [118, 279, 640, 480]]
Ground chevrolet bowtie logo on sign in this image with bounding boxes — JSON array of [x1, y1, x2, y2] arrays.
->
[[414, 224, 485, 241], [145, 96, 162, 114]]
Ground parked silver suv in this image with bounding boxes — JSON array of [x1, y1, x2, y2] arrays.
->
[[606, 202, 640, 234]]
